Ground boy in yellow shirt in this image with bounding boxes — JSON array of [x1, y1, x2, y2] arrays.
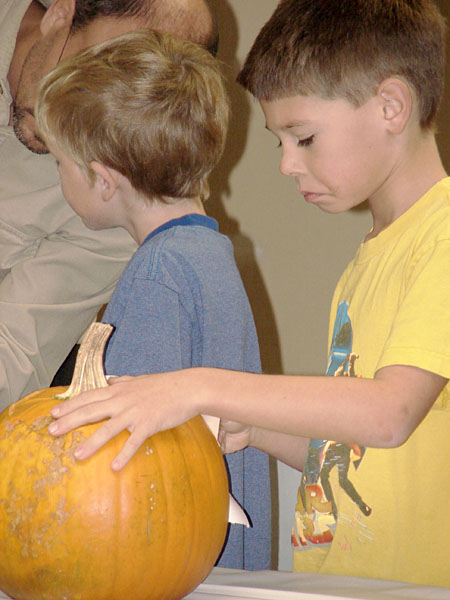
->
[[49, 0, 450, 586]]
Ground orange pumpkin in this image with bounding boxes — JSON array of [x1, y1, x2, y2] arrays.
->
[[0, 324, 229, 600]]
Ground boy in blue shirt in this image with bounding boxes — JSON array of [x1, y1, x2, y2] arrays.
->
[[36, 29, 271, 570]]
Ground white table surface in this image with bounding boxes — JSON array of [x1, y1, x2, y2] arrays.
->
[[185, 568, 450, 600], [0, 568, 448, 599]]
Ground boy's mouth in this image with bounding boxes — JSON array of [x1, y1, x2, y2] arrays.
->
[[301, 191, 322, 203]]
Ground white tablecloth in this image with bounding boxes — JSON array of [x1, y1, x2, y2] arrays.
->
[[0, 568, 448, 599], [186, 568, 450, 600]]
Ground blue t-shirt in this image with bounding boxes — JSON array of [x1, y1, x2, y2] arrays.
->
[[102, 214, 271, 570]]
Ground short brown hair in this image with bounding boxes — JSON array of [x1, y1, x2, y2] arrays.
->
[[237, 0, 446, 129], [35, 30, 229, 202]]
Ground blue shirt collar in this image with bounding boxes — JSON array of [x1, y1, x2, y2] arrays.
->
[[141, 214, 218, 246]]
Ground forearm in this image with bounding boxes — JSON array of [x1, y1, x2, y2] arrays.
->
[[250, 427, 309, 471], [198, 364, 446, 449]]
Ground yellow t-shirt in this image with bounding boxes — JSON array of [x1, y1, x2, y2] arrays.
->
[[292, 178, 450, 586]]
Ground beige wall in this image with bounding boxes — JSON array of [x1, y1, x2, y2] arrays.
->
[[206, 0, 450, 570]]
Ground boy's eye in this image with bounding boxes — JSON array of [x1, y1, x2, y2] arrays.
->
[[276, 134, 315, 149], [297, 135, 314, 148]]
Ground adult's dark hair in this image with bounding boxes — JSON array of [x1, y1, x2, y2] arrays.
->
[[72, 0, 150, 28], [72, 0, 219, 56]]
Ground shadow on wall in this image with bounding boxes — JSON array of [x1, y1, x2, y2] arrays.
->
[[205, 0, 281, 570], [205, 0, 282, 373], [205, 0, 283, 377], [436, 0, 450, 171]]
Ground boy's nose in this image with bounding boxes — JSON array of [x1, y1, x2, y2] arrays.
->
[[279, 149, 305, 177]]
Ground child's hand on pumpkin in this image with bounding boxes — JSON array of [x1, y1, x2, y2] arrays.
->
[[48, 370, 202, 470]]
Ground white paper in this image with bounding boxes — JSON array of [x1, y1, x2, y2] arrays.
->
[[202, 415, 250, 527]]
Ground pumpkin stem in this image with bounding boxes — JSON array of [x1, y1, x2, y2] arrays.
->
[[56, 323, 114, 400]]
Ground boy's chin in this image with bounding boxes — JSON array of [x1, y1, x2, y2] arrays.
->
[[313, 202, 349, 215]]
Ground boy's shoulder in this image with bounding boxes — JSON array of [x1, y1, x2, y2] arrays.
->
[[414, 177, 450, 242], [378, 177, 450, 256], [123, 220, 236, 284], [143, 218, 232, 259]]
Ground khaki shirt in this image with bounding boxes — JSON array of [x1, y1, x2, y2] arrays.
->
[[0, 0, 136, 408]]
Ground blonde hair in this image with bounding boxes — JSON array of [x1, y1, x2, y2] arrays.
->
[[238, 0, 446, 130], [36, 29, 229, 202]]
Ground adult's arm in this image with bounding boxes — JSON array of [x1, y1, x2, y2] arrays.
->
[[0, 217, 135, 409], [0, 130, 135, 409]]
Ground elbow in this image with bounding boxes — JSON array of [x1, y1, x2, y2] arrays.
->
[[373, 403, 414, 449], [380, 428, 410, 449]]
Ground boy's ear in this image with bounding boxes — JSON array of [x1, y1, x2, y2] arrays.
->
[[89, 161, 120, 201], [377, 78, 413, 134], [40, 0, 75, 37]]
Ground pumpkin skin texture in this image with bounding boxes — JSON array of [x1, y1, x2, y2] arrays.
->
[[0, 326, 229, 600]]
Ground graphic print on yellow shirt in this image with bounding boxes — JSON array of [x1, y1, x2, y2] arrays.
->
[[292, 301, 371, 551]]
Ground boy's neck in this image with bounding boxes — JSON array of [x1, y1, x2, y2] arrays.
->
[[129, 197, 207, 245], [366, 133, 447, 241]]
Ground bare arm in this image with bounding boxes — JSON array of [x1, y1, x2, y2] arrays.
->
[[206, 364, 446, 448], [48, 363, 447, 470], [218, 417, 310, 471]]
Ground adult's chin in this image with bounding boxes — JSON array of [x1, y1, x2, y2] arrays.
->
[[12, 106, 49, 155]]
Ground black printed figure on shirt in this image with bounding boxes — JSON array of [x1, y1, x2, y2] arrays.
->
[[292, 302, 371, 550]]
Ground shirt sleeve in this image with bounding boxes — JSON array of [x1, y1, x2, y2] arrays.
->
[[103, 278, 188, 376], [377, 238, 450, 379], [0, 220, 135, 410]]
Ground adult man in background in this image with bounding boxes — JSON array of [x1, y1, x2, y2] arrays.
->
[[0, 0, 217, 408]]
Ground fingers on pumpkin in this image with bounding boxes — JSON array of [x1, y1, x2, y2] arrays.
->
[[50, 388, 112, 418], [110, 430, 149, 471], [70, 415, 131, 461], [49, 398, 113, 435]]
